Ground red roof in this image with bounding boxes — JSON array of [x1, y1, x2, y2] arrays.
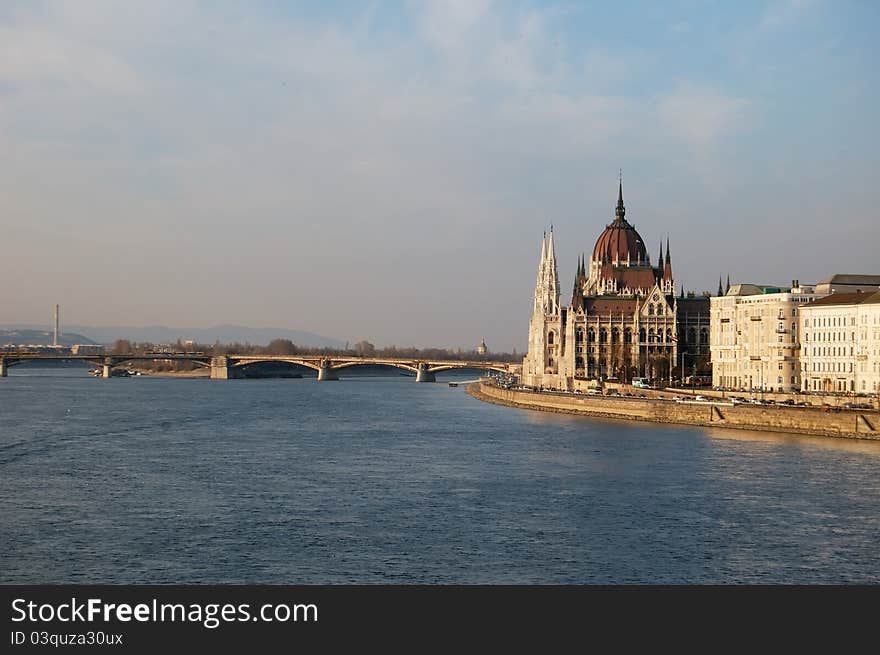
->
[[810, 291, 876, 307], [592, 219, 648, 264]]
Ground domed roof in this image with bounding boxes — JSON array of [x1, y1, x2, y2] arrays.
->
[[591, 182, 647, 263]]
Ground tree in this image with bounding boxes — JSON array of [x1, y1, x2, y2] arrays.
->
[[112, 339, 132, 355], [266, 338, 298, 355], [354, 340, 375, 357]]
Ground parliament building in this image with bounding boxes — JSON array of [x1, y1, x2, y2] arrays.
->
[[522, 181, 710, 390]]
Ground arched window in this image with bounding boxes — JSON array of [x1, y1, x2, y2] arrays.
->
[[648, 305, 654, 316], [624, 328, 632, 344], [575, 328, 584, 343], [599, 329, 608, 344], [588, 329, 595, 343], [639, 328, 646, 343], [611, 328, 620, 344], [548, 331, 555, 345]]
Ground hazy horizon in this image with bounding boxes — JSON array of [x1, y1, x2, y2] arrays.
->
[[2, 1, 878, 351]]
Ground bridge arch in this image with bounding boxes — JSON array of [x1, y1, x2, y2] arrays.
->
[[330, 361, 420, 374], [229, 358, 322, 372]]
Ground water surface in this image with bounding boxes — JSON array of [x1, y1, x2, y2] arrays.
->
[[2, 367, 879, 583]]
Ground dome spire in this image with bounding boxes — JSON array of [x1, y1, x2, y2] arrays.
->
[[615, 169, 625, 222]]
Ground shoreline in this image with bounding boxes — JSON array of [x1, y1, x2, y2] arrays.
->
[[466, 381, 880, 441]]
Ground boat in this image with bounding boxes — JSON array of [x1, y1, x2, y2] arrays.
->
[[448, 382, 459, 387]]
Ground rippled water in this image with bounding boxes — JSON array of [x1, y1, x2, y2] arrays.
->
[[2, 367, 880, 583]]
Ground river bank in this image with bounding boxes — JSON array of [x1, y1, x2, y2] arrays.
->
[[467, 381, 880, 440]]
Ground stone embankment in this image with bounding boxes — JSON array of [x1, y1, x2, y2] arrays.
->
[[468, 381, 879, 440]]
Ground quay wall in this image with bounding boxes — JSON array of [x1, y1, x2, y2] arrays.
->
[[469, 382, 879, 440]]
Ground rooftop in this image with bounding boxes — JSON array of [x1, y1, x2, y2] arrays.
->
[[817, 274, 880, 286], [809, 289, 880, 307]]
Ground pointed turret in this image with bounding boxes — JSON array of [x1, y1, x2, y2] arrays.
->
[[615, 178, 626, 222], [718, 276, 724, 297], [533, 227, 560, 316], [572, 254, 587, 310], [663, 236, 673, 282], [725, 274, 730, 294], [658, 240, 663, 268]]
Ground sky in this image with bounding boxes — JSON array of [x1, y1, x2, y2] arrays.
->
[[0, 0, 877, 351]]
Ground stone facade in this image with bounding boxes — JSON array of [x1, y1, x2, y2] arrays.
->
[[710, 282, 817, 393], [522, 182, 710, 390], [800, 289, 880, 394]]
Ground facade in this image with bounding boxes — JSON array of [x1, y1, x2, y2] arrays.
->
[[799, 290, 880, 394], [522, 182, 710, 390], [710, 282, 816, 393]]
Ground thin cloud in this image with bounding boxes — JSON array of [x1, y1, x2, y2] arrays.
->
[[658, 82, 753, 151], [758, 0, 817, 31]]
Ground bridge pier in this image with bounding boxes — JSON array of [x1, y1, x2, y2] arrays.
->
[[102, 363, 112, 378], [415, 363, 436, 383], [317, 360, 338, 381], [0, 358, 7, 377], [211, 356, 233, 380]]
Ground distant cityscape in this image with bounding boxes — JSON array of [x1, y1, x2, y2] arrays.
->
[[522, 182, 879, 396], [4, 183, 878, 396]]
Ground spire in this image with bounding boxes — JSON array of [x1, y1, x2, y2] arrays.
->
[[663, 236, 673, 281], [615, 172, 625, 222], [658, 240, 663, 268], [546, 225, 556, 267], [718, 276, 724, 297], [726, 274, 730, 294]]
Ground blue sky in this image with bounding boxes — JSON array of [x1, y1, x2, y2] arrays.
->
[[0, 1, 877, 350]]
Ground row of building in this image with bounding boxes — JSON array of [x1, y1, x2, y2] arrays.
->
[[710, 277, 880, 394], [520, 180, 879, 395]]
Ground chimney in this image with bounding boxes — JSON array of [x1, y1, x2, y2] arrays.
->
[[53, 304, 60, 347]]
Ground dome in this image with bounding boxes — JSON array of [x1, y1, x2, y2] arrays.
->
[[591, 181, 647, 264], [592, 221, 647, 263]]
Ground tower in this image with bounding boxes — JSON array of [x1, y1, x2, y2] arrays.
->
[[523, 227, 561, 387], [53, 304, 60, 347]]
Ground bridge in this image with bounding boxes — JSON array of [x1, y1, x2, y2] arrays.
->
[[0, 353, 519, 382]]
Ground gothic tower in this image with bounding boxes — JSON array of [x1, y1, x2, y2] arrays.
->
[[523, 227, 561, 387]]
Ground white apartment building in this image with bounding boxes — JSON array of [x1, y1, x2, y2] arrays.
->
[[800, 290, 880, 394], [710, 282, 817, 393]]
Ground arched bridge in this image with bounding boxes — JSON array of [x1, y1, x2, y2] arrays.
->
[[211, 355, 517, 382], [0, 353, 518, 382]]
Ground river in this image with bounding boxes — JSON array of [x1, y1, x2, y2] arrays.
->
[[2, 367, 879, 583]]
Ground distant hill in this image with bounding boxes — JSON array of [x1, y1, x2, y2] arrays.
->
[[0, 329, 97, 347], [1, 324, 344, 348]]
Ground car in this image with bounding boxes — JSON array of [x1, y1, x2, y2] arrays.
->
[[694, 395, 708, 401]]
